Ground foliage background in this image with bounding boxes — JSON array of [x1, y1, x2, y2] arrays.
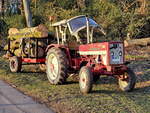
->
[[0, 0, 150, 47]]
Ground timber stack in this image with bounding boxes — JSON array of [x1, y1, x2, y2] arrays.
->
[[8, 24, 48, 40], [4, 24, 49, 58]]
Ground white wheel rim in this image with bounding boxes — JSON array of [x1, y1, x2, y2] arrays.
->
[[119, 73, 130, 91], [47, 54, 59, 80], [80, 71, 87, 89], [11, 60, 16, 69], [119, 80, 130, 90]]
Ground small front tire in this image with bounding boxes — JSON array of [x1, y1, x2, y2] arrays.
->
[[79, 66, 93, 94], [118, 68, 136, 92]]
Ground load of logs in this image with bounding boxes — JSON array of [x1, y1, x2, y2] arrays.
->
[[8, 24, 48, 40], [4, 24, 49, 58]]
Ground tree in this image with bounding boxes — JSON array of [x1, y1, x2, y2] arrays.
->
[[0, 0, 4, 17]]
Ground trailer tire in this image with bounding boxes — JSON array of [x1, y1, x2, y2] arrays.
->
[[9, 56, 22, 72], [79, 66, 93, 94], [46, 47, 68, 85], [118, 68, 136, 92]]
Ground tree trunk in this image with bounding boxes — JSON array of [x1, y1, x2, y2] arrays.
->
[[0, 0, 4, 17], [124, 38, 150, 47], [23, 0, 33, 27], [76, 0, 86, 10]]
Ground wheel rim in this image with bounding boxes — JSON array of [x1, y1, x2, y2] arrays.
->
[[47, 54, 59, 80], [80, 71, 87, 89], [11, 60, 16, 69], [119, 72, 131, 90]]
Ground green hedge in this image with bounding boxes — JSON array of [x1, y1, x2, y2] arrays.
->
[[0, 0, 150, 46]]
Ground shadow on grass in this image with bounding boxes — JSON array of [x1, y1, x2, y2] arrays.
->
[[92, 84, 150, 94], [134, 85, 150, 93], [21, 71, 45, 74], [91, 89, 119, 94], [63, 81, 78, 85], [98, 76, 117, 84]]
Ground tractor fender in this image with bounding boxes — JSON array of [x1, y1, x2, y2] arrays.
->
[[46, 44, 67, 52], [46, 44, 72, 65]]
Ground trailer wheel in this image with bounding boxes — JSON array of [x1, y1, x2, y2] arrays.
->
[[79, 66, 93, 94], [118, 68, 136, 92], [46, 47, 67, 84], [9, 56, 22, 72]]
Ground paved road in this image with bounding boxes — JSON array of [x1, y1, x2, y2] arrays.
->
[[0, 80, 54, 113]]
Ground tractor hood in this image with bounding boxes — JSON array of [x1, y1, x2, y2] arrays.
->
[[79, 42, 124, 65], [79, 43, 107, 55]]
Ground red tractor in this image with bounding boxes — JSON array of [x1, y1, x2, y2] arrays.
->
[[8, 15, 136, 93]]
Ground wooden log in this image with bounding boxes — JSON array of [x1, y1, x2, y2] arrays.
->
[[8, 24, 48, 40], [4, 39, 20, 50], [14, 48, 22, 57], [124, 38, 150, 47], [8, 28, 19, 35]]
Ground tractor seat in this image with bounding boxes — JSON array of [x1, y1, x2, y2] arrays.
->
[[67, 36, 79, 50], [67, 41, 79, 50]]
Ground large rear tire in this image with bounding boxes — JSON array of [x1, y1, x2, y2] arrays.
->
[[79, 66, 93, 94], [46, 47, 68, 85], [9, 56, 22, 72], [118, 68, 136, 92]]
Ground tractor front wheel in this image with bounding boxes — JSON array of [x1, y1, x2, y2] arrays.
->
[[79, 66, 93, 94], [46, 47, 68, 85], [9, 56, 22, 72], [118, 68, 136, 92]]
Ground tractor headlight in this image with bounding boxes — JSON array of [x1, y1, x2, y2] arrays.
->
[[111, 51, 114, 56], [119, 51, 122, 56]]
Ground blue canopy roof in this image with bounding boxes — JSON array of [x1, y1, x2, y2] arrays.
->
[[68, 16, 99, 34]]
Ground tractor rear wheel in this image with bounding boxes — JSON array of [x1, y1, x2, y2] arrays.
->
[[46, 47, 68, 85], [9, 56, 22, 72], [79, 66, 93, 94], [118, 68, 136, 92]]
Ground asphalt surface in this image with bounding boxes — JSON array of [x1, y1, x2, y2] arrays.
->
[[0, 80, 54, 113]]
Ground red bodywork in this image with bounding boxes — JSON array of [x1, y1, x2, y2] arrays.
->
[[22, 58, 45, 63], [77, 42, 127, 76], [21, 42, 127, 76]]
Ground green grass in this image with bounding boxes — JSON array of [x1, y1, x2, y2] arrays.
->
[[125, 54, 149, 61], [0, 54, 150, 113]]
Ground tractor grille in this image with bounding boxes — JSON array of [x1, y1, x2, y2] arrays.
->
[[109, 43, 124, 64]]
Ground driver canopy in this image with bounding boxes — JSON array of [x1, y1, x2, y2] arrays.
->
[[51, 15, 105, 44]]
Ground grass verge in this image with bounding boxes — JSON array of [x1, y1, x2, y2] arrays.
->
[[0, 53, 150, 113]]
